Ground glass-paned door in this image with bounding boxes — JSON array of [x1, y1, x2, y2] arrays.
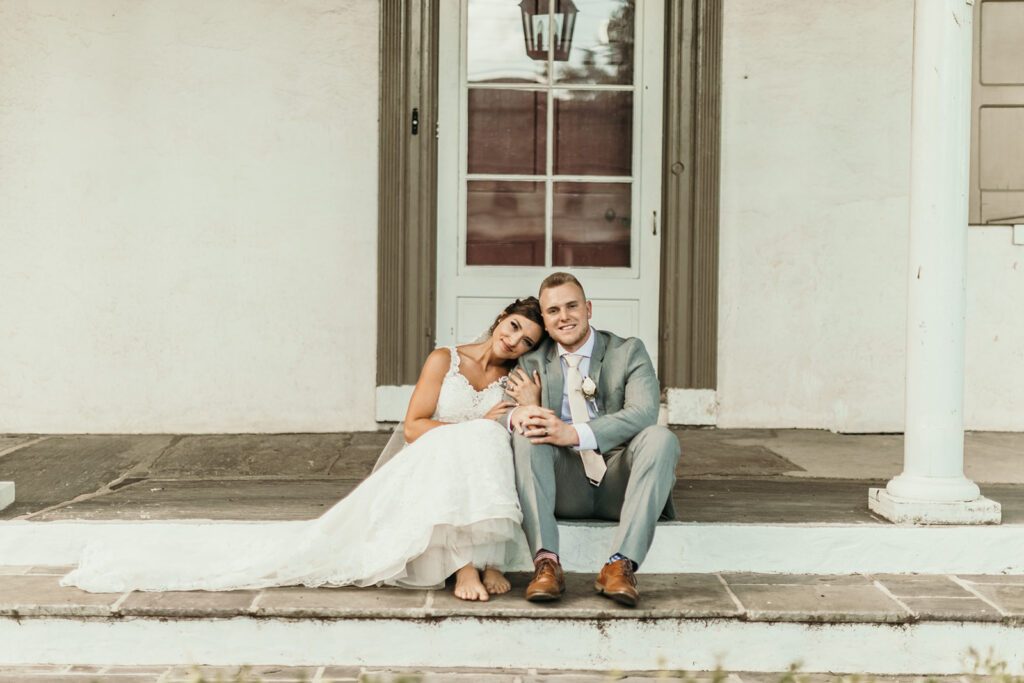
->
[[437, 0, 663, 362]]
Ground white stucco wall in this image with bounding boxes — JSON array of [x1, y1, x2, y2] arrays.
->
[[717, 0, 1024, 432], [965, 226, 1024, 431], [717, 0, 913, 431], [0, 0, 379, 432]]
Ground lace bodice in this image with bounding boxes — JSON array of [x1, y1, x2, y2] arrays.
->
[[432, 347, 506, 423]]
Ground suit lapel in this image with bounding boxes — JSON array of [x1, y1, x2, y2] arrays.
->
[[543, 342, 563, 412], [589, 330, 607, 412]]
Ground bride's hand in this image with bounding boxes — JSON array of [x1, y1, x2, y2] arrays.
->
[[483, 400, 517, 421], [506, 369, 542, 406]]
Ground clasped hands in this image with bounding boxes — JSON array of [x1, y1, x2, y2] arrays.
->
[[483, 368, 578, 447], [510, 405, 579, 446]]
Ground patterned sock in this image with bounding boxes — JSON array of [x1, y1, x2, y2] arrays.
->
[[608, 553, 638, 572], [534, 550, 560, 566]]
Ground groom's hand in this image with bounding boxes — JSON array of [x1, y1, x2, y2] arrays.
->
[[513, 406, 579, 447]]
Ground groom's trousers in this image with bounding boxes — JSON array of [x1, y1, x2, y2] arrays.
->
[[512, 425, 680, 566]]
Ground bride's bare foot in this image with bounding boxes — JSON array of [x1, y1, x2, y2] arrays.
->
[[453, 565, 489, 601], [482, 567, 511, 595]]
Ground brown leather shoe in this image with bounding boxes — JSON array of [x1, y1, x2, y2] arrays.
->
[[595, 558, 639, 607], [526, 558, 565, 602]]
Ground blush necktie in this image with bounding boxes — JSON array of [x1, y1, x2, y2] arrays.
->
[[565, 353, 607, 486]]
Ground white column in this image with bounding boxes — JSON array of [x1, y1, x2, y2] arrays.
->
[[869, 0, 1000, 524]]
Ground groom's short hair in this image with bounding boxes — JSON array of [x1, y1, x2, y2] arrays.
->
[[539, 272, 586, 299]]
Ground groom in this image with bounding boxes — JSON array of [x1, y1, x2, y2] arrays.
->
[[505, 272, 679, 606]]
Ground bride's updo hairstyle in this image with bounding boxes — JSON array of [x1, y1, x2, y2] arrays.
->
[[489, 296, 545, 337]]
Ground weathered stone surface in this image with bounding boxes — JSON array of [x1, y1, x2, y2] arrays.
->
[[0, 574, 120, 616], [964, 583, 1024, 616], [29, 479, 359, 521], [722, 573, 872, 586], [872, 574, 972, 597], [899, 596, 1002, 620], [959, 574, 1024, 584], [0, 435, 174, 517], [0, 566, 30, 575], [672, 428, 803, 477], [0, 435, 43, 455], [118, 589, 258, 617], [727, 583, 909, 622], [149, 434, 353, 477], [255, 584, 429, 617], [328, 431, 393, 477], [672, 479, 883, 523], [25, 566, 74, 575]]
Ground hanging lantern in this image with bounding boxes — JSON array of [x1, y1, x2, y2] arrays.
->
[[519, 0, 578, 62]]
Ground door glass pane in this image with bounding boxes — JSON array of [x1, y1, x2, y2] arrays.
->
[[468, 89, 547, 175], [468, 0, 548, 84], [467, 181, 546, 266], [552, 181, 630, 267], [553, 90, 632, 176], [555, 0, 634, 85]]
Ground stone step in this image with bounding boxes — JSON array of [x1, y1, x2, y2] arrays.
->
[[4, 518, 1024, 575], [2, 567, 1024, 675]]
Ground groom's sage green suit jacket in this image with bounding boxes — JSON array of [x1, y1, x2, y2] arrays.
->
[[511, 328, 676, 518]]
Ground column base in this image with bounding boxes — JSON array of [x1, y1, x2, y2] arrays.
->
[[0, 482, 13, 512], [869, 487, 1001, 525]]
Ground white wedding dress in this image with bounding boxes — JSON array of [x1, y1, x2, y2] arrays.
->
[[62, 347, 526, 593]]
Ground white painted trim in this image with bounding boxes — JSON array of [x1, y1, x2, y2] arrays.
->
[[1014, 224, 1024, 246], [2, 617, 1022, 673], [7, 519, 1024, 575], [375, 385, 415, 422], [666, 388, 718, 425], [0, 483, 12, 512]]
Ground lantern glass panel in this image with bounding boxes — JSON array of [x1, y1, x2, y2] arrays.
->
[[468, 0, 548, 84], [554, 0, 633, 84]]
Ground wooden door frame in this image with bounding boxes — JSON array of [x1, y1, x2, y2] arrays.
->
[[376, 0, 722, 404]]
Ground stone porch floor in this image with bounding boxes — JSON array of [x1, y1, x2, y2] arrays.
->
[[2, 429, 1023, 523]]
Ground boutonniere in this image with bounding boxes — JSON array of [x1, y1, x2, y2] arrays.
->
[[581, 376, 598, 401]]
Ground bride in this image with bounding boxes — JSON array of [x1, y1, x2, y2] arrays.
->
[[62, 297, 546, 602]]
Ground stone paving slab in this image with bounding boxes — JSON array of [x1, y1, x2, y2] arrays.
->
[[119, 589, 259, 617], [897, 596, 1002, 621], [26, 479, 364, 521], [962, 583, 1024, 616], [0, 436, 175, 519], [0, 574, 120, 617], [869, 574, 972, 597], [724, 583, 910, 623], [25, 477, 996, 524], [150, 434, 360, 478], [5, 568, 1024, 624], [255, 584, 429, 618]]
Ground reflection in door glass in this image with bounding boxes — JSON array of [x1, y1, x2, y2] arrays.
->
[[553, 90, 633, 176], [468, 89, 547, 175], [468, 0, 548, 84], [553, 181, 631, 267], [554, 0, 634, 85], [467, 181, 546, 266]]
